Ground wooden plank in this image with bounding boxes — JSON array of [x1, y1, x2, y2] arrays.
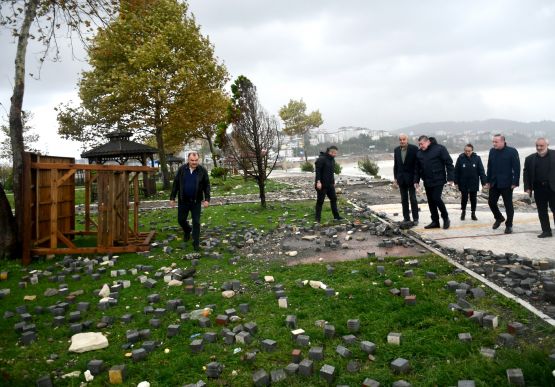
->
[[21, 152, 33, 265], [31, 162, 156, 172], [55, 169, 76, 187], [32, 245, 151, 255], [56, 230, 76, 249], [49, 169, 58, 249], [85, 170, 91, 232], [133, 172, 139, 235]]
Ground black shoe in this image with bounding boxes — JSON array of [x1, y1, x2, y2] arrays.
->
[[460, 210, 465, 221], [538, 231, 553, 238], [193, 244, 200, 251], [471, 212, 477, 221], [424, 222, 440, 229], [492, 219, 504, 229], [183, 231, 191, 242], [334, 217, 344, 221], [412, 220, 419, 226], [443, 219, 450, 229], [504, 226, 512, 234]]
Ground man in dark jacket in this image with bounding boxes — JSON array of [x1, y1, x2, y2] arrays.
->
[[314, 145, 342, 222], [485, 134, 520, 234], [414, 135, 454, 229], [393, 134, 419, 225], [454, 143, 486, 221], [523, 138, 555, 238], [169, 152, 210, 250]]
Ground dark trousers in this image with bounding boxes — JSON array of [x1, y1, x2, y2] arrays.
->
[[488, 186, 514, 226], [534, 182, 555, 232], [399, 182, 419, 221], [424, 184, 448, 222], [315, 186, 340, 221], [461, 191, 477, 211], [177, 201, 201, 247]]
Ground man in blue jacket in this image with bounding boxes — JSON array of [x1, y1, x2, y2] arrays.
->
[[485, 134, 520, 234], [314, 145, 342, 223], [393, 134, 419, 225], [414, 135, 454, 229], [169, 152, 211, 251]]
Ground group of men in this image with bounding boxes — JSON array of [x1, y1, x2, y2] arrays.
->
[[168, 136, 555, 251], [393, 133, 555, 238]]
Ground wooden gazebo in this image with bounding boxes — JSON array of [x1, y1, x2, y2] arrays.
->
[[81, 131, 158, 195], [166, 153, 185, 177], [21, 152, 157, 264]]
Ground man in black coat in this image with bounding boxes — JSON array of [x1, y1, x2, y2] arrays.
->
[[454, 143, 486, 221], [169, 152, 211, 250], [485, 134, 520, 234], [414, 135, 454, 229], [523, 138, 555, 238], [393, 133, 419, 225], [314, 145, 342, 222]]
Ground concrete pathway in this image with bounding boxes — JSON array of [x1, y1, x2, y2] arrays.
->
[[370, 202, 554, 262]]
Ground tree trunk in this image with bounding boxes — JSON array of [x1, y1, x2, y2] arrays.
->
[[154, 126, 170, 190], [0, 183, 17, 259], [206, 135, 218, 166], [7, 0, 40, 256], [257, 176, 266, 208]]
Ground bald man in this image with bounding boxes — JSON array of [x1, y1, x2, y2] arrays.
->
[[393, 134, 419, 225], [523, 138, 555, 238]]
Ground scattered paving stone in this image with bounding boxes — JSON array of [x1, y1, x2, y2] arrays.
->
[[360, 340, 376, 354], [458, 333, 472, 343], [392, 381, 412, 387], [362, 378, 380, 387], [342, 334, 357, 345], [404, 295, 417, 305], [285, 363, 299, 375], [190, 339, 204, 353], [108, 365, 127, 384], [36, 375, 53, 387], [480, 347, 496, 359], [132, 348, 148, 362], [347, 319, 360, 332], [391, 357, 410, 374], [296, 334, 310, 346], [236, 331, 253, 345], [21, 331, 37, 345], [483, 315, 499, 329], [387, 332, 402, 345], [291, 348, 302, 363], [87, 359, 104, 376], [497, 333, 516, 347], [261, 339, 277, 352], [320, 364, 335, 384], [336, 345, 352, 358], [68, 332, 108, 353], [457, 381, 476, 387], [507, 322, 525, 335], [205, 362, 223, 378], [506, 368, 525, 386], [308, 346, 324, 360], [346, 359, 361, 373], [252, 369, 270, 387], [324, 324, 335, 338], [270, 368, 287, 383], [244, 322, 258, 335], [298, 359, 314, 376]]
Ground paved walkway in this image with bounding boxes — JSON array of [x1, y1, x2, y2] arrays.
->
[[370, 202, 554, 262]]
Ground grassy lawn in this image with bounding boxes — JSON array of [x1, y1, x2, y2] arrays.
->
[[0, 201, 554, 386]]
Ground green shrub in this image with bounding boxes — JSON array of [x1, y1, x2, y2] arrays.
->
[[300, 161, 314, 172], [334, 161, 342, 175], [358, 156, 379, 177], [210, 166, 228, 179]]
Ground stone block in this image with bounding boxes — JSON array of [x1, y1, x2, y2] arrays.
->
[[497, 333, 516, 347], [204, 332, 217, 343], [298, 359, 313, 376], [347, 319, 360, 332], [252, 369, 270, 387], [70, 323, 83, 334], [270, 368, 287, 383], [480, 347, 496, 359], [360, 340, 376, 354], [244, 322, 258, 334], [36, 375, 53, 387], [387, 332, 402, 345], [21, 331, 37, 345], [390, 288, 401, 296], [291, 348, 302, 363], [362, 378, 380, 387], [296, 334, 310, 346], [142, 341, 157, 353], [108, 364, 127, 384], [400, 287, 410, 297], [309, 346, 324, 360], [405, 295, 417, 305], [391, 357, 410, 374], [507, 322, 525, 335], [320, 364, 335, 384], [335, 345, 351, 358], [149, 318, 161, 328], [139, 329, 151, 339], [324, 324, 335, 338], [239, 303, 249, 314], [284, 363, 299, 375], [215, 314, 229, 326], [342, 334, 357, 344], [235, 331, 253, 345], [392, 381, 411, 387], [469, 311, 485, 325], [346, 360, 361, 373], [126, 330, 140, 343], [76, 302, 90, 312], [132, 348, 148, 362], [278, 297, 288, 308], [458, 333, 472, 343], [190, 339, 204, 353], [457, 381, 476, 387], [470, 287, 485, 299], [285, 315, 297, 329], [483, 315, 499, 329], [506, 368, 525, 386], [261, 339, 277, 352], [87, 359, 104, 376], [205, 362, 223, 378], [120, 314, 133, 324], [198, 317, 211, 328]]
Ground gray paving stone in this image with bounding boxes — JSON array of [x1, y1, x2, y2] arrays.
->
[[308, 346, 324, 360], [285, 315, 297, 329], [205, 362, 223, 378], [21, 331, 36, 345], [360, 340, 376, 354], [346, 359, 360, 373], [261, 339, 277, 352], [198, 317, 211, 328], [204, 332, 217, 343], [36, 375, 53, 387], [480, 347, 496, 359], [270, 368, 287, 383], [342, 334, 357, 344], [252, 369, 270, 386], [296, 334, 310, 346], [347, 319, 360, 333], [284, 363, 299, 375], [324, 324, 335, 338], [132, 348, 148, 362], [244, 322, 258, 335], [391, 357, 410, 374], [362, 378, 380, 387], [458, 333, 472, 343], [126, 330, 140, 343], [190, 339, 204, 353], [336, 345, 351, 358], [298, 359, 313, 376], [457, 381, 476, 387], [506, 368, 525, 386], [236, 331, 253, 345], [392, 380, 411, 387], [142, 341, 157, 353], [497, 333, 516, 347], [223, 331, 235, 345], [319, 364, 335, 384], [483, 315, 499, 329], [87, 359, 104, 376]]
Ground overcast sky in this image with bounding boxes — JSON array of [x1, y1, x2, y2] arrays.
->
[[1, 0, 554, 159]]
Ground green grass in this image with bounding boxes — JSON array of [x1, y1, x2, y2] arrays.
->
[[0, 201, 554, 386]]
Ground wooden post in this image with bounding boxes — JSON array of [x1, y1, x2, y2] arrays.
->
[[21, 152, 32, 265], [85, 170, 90, 232], [49, 169, 58, 249]]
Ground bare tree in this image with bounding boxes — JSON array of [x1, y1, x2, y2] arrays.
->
[[224, 76, 281, 208], [0, 0, 117, 258]]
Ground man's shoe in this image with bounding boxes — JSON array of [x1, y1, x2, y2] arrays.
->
[[183, 232, 191, 242], [471, 211, 478, 221], [460, 210, 465, 221], [443, 219, 450, 229], [412, 220, 419, 226], [193, 245, 201, 251], [538, 231, 553, 238], [424, 222, 440, 229], [492, 219, 504, 229], [334, 217, 344, 221], [504, 226, 512, 234]]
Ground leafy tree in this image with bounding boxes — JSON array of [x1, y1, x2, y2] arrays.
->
[[57, 0, 228, 189], [0, 0, 118, 259], [1, 111, 40, 161], [222, 76, 281, 208], [358, 156, 380, 177], [279, 98, 323, 162]]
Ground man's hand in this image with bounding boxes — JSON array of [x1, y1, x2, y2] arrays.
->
[[316, 181, 322, 190], [393, 179, 398, 188], [169, 200, 176, 207], [511, 185, 517, 190], [202, 200, 210, 208]]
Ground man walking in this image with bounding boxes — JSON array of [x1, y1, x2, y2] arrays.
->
[[393, 134, 419, 225], [169, 152, 210, 251], [523, 138, 555, 238], [414, 135, 454, 229], [485, 134, 520, 234], [315, 145, 342, 223]]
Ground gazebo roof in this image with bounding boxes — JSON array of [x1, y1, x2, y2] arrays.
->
[[81, 131, 158, 159], [166, 153, 185, 164]]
